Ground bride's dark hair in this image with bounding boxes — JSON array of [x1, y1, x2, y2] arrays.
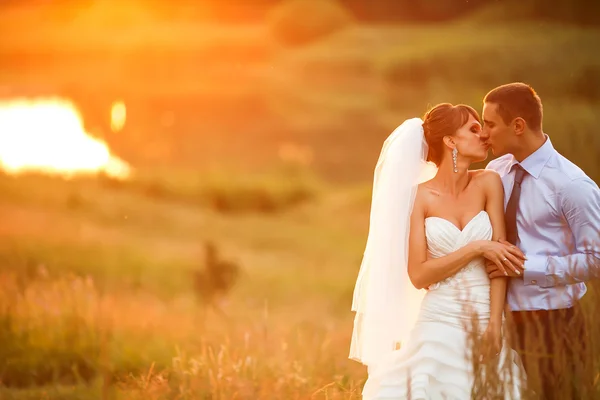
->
[[422, 103, 481, 166]]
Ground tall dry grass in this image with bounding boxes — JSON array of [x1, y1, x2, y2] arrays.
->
[[465, 283, 600, 399], [1, 265, 598, 398], [0, 267, 365, 399]]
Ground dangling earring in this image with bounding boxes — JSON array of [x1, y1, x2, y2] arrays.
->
[[452, 148, 458, 173]]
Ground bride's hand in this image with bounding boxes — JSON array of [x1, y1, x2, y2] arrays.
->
[[474, 240, 525, 276], [481, 323, 502, 362]]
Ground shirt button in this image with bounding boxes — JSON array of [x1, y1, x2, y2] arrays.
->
[[531, 280, 537, 284]]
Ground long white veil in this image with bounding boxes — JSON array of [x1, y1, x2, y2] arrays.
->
[[349, 117, 438, 368]]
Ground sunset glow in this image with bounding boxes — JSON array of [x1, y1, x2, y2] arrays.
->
[[0, 98, 131, 179]]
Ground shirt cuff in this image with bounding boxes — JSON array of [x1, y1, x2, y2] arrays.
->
[[523, 256, 550, 287]]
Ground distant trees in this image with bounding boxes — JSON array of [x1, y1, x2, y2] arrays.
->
[[4, 0, 599, 25], [197, 0, 600, 25], [267, 0, 354, 46]]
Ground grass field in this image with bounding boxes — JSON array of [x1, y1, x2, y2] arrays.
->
[[0, 170, 369, 399], [1, 1, 599, 398], [1, 170, 598, 399]]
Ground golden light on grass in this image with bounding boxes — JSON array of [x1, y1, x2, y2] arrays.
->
[[110, 100, 127, 133], [0, 97, 131, 179]]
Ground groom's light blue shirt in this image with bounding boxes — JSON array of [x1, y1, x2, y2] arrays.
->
[[487, 136, 600, 311]]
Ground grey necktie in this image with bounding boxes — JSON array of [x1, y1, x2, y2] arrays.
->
[[505, 164, 526, 246]]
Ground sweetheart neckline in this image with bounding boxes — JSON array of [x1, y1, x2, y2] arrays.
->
[[425, 210, 489, 232]]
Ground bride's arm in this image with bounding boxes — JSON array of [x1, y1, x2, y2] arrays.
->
[[408, 188, 491, 290], [481, 170, 511, 327]]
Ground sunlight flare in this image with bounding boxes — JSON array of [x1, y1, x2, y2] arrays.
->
[[0, 97, 131, 179], [110, 100, 126, 132]]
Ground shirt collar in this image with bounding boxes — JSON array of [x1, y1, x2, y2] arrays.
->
[[508, 135, 554, 179]]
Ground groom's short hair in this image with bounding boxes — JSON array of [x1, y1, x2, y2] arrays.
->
[[484, 83, 543, 131]]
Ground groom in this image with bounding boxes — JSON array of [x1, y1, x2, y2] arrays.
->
[[480, 82, 600, 399]]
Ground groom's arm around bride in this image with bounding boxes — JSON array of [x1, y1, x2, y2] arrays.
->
[[486, 177, 600, 286]]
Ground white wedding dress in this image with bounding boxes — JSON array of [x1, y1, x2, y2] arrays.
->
[[361, 210, 526, 399]]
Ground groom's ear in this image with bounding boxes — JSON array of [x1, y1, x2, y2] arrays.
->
[[513, 117, 526, 136]]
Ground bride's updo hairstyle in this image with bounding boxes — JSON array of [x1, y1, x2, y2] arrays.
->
[[422, 103, 481, 166]]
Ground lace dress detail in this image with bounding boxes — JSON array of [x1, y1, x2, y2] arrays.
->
[[429, 262, 479, 289]]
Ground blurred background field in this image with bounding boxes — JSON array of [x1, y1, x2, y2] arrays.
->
[[0, 0, 599, 398]]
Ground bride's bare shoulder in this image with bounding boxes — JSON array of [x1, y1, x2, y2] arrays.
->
[[415, 181, 439, 208], [470, 169, 503, 194], [470, 169, 501, 184], [417, 181, 437, 196]]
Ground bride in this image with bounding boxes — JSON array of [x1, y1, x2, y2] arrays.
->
[[350, 103, 527, 399]]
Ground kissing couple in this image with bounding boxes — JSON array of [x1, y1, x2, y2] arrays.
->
[[350, 82, 600, 399]]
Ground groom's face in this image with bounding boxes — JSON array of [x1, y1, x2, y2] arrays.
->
[[481, 102, 513, 157]]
